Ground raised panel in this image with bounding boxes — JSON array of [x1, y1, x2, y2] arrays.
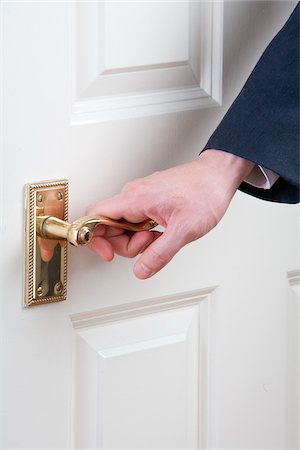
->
[[71, 0, 223, 124], [70, 288, 215, 449], [101, 2, 189, 70]]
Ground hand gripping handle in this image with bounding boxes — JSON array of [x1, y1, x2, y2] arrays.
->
[[36, 215, 158, 246]]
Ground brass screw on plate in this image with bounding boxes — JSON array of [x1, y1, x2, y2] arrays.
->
[[57, 192, 63, 201], [37, 193, 43, 203], [37, 286, 43, 297], [54, 281, 63, 295]]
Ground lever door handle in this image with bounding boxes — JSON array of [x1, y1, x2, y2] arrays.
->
[[36, 215, 157, 246], [24, 179, 157, 307]]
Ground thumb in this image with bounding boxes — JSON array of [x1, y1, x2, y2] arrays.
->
[[133, 225, 187, 279]]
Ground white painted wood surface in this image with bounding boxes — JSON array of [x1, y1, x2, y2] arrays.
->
[[72, 1, 223, 123], [287, 271, 300, 450], [0, 1, 299, 449], [71, 289, 214, 449]]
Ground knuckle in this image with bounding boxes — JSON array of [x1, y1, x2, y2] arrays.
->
[[122, 178, 143, 192], [121, 181, 135, 195], [146, 245, 171, 268], [126, 175, 151, 189], [175, 218, 200, 243], [121, 179, 147, 202], [149, 170, 161, 177], [186, 222, 200, 241], [128, 246, 139, 259]]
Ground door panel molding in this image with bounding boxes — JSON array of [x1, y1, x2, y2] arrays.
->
[[71, 1, 223, 124], [70, 286, 216, 328], [70, 287, 217, 449]]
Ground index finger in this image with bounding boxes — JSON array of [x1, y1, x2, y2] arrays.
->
[[86, 193, 148, 223]]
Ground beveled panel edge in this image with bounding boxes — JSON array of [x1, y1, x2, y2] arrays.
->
[[23, 179, 68, 307], [70, 285, 218, 449], [199, 0, 224, 102], [71, 88, 217, 125], [70, 0, 223, 124], [288, 269, 300, 296], [100, 60, 189, 76], [70, 286, 217, 329], [287, 269, 300, 286]]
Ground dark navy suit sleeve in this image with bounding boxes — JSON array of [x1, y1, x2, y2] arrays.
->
[[202, 4, 299, 204]]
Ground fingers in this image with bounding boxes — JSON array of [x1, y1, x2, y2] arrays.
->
[[108, 230, 161, 258], [88, 230, 161, 261], [92, 224, 124, 238], [88, 236, 114, 261], [86, 194, 147, 223], [88, 216, 191, 279], [86, 195, 123, 218], [133, 225, 188, 279]]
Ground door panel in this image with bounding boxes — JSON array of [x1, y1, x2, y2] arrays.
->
[[1, 1, 298, 449], [72, 290, 213, 449], [72, 1, 222, 123]]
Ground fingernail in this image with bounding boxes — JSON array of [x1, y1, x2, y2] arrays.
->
[[135, 262, 153, 279]]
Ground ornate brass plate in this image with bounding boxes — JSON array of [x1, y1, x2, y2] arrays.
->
[[24, 179, 68, 307]]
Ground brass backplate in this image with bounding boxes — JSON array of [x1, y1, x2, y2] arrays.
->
[[24, 179, 68, 307]]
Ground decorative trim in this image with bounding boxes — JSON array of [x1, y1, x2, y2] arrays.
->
[[70, 286, 216, 329], [288, 269, 300, 297], [71, 87, 217, 125], [71, 287, 216, 449], [288, 269, 300, 287], [70, 0, 223, 124]]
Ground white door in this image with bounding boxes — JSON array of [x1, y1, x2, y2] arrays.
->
[[1, 1, 299, 449]]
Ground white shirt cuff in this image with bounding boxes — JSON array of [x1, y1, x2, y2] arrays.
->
[[244, 165, 280, 189]]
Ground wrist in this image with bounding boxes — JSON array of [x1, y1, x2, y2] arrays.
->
[[197, 149, 255, 191]]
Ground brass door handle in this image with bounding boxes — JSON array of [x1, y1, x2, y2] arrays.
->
[[36, 215, 157, 246], [24, 179, 158, 307]]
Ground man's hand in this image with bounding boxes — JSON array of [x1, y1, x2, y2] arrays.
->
[[86, 150, 254, 279]]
